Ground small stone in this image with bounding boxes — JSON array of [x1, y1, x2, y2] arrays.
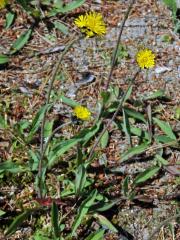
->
[[155, 66, 172, 74], [19, 87, 31, 95]]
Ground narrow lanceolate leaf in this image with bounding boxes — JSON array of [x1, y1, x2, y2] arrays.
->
[[58, 0, 85, 13], [5, 210, 31, 236], [27, 104, 52, 141], [85, 229, 105, 240], [122, 176, 130, 197], [121, 141, 150, 162], [124, 107, 146, 123], [133, 166, 160, 185], [122, 108, 132, 146], [100, 130, 109, 148], [75, 164, 87, 196], [5, 12, 15, 29], [10, 29, 32, 54], [154, 135, 176, 144], [89, 200, 119, 213], [0, 210, 6, 217], [53, 21, 69, 35], [59, 95, 79, 107], [123, 85, 133, 103], [71, 189, 97, 235], [48, 121, 102, 167], [143, 89, 165, 100], [94, 214, 118, 233], [153, 117, 176, 140], [51, 202, 59, 238], [0, 54, 9, 65]]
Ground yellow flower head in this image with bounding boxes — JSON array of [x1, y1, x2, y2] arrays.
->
[[74, 11, 106, 37], [136, 49, 155, 69], [0, 0, 8, 9], [73, 105, 91, 121]]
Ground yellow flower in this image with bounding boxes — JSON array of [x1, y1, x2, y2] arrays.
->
[[73, 106, 91, 121], [0, 0, 8, 9], [136, 49, 155, 69], [74, 11, 106, 37]]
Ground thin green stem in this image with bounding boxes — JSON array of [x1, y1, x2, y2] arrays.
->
[[38, 35, 79, 198], [87, 70, 139, 162], [105, 0, 136, 90]]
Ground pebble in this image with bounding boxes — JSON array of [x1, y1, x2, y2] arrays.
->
[[155, 66, 172, 74]]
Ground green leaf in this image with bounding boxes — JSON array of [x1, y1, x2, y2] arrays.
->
[[153, 117, 176, 140], [75, 164, 87, 196], [163, 0, 177, 13], [124, 107, 146, 123], [94, 214, 118, 233], [0, 54, 9, 65], [122, 176, 130, 197], [0, 210, 6, 217], [55, 0, 85, 13], [143, 89, 166, 100], [71, 189, 97, 235], [0, 161, 26, 174], [100, 130, 109, 148], [16, 0, 34, 13], [59, 95, 79, 107], [133, 166, 160, 185], [89, 200, 118, 213], [5, 12, 15, 29], [44, 120, 54, 138], [5, 210, 31, 236], [49, 0, 85, 16], [61, 0, 85, 12], [122, 108, 132, 146], [175, 106, 180, 120], [10, 29, 32, 54], [101, 91, 111, 106], [51, 202, 59, 238], [53, 21, 69, 35], [27, 104, 52, 141], [118, 122, 150, 140], [48, 121, 102, 167], [123, 85, 133, 103], [121, 141, 150, 162], [28, 150, 40, 171], [33, 232, 51, 240], [154, 135, 176, 144], [155, 154, 168, 166], [0, 114, 7, 129], [85, 229, 105, 240]]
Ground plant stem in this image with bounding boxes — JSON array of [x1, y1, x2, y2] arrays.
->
[[105, 0, 136, 90], [87, 70, 139, 162], [38, 36, 79, 198]]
